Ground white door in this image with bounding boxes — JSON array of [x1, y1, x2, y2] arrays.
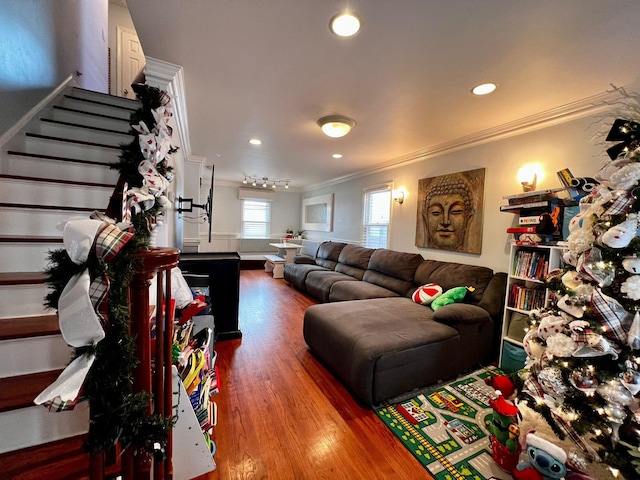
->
[[117, 26, 145, 99]]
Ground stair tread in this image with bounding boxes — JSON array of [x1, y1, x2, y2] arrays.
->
[[0, 369, 64, 412], [25, 133, 122, 150], [0, 173, 113, 188], [0, 314, 59, 340], [0, 235, 63, 243], [41, 118, 132, 136], [53, 104, 133, 122], [0, 202, 100, 213], [64, 94, 138, 112], [0, 433, 89, 479], [73, 85, 141, 105], [6, 150, 113, 167], [0, 272, 47, 286]]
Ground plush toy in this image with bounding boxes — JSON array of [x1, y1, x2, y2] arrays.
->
[[485, 375, 516, 399], [431, 286, 474, 311], [487, 393, 521, 472], [513, 431, 567, 480]]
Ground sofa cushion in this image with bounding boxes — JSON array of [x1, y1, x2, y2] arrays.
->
[[329, 279, 400, 302], [432, 303, 491, 325], [283, 263, 329, 292], [362, 249, 424, 295], [315, 241, 347, 270], [334, 244, 375, 280], [413, 260, 494, 304], [303, 297, 461, 404], [292, 254, 317, 265], [305, 271, 359, 303]]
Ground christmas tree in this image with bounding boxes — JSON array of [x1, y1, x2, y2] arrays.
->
[[518, 89, 640, 478]]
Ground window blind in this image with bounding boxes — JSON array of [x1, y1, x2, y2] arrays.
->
[[242, 199, 271, 238], [362, 185, 391, 248]]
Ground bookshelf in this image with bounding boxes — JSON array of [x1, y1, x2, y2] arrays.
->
[[499, 243, 564, 373]]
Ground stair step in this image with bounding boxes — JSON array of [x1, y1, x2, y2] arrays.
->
[[61, 95, 135, 121], [53, 105, 133, 132], [17, 135, 122, 165], [0, 370, 64, 412], [0, 272, 46, 286], [0, 209, 101, 238], [71, 86, 140, 109], [0, 314, 59, 341], [0, 242, 62, 273], [6, 151, 112, 168], [0, 236, 62, 244], [0, 202, 101, 213], [5, 153, 119, 184], [38, 119, 133, 147], [0, 434, 91, 480], [25, 133, 122, 151], [0, 174, 113, 189]]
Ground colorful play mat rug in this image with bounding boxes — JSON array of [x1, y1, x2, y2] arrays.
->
[[375, 366, 512, 480]]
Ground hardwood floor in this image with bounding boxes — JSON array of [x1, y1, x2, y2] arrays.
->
[[204, 269, 432, 480]]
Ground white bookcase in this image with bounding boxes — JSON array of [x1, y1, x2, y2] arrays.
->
[[498, 243, 564, 373]]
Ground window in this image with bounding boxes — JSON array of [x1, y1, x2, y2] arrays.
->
[[362, 185, 391, 248], [242, 199, 271, 238]]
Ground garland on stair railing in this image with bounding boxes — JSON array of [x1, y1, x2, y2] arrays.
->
[[39, 85, 177, 455]]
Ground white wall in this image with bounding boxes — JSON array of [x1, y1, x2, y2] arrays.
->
[[199, 183, 302, 251], [0, 0, 108, 136], [302, 112, 608, 272]]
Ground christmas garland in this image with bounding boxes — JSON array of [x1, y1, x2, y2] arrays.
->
[[42, 85, 176, 455]]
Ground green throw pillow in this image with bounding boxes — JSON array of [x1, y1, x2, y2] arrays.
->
[[431, 286, 474, 311]]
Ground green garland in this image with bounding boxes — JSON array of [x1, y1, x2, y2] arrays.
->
[[44, 85, 176, 455]]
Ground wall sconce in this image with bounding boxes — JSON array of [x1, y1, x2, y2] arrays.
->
[[392, 189, 405, 204], [517, 166, 540, 192]]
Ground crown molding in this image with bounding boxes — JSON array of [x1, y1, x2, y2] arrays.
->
[[303, 88, 624, 192], [144, 57, 191, 159]]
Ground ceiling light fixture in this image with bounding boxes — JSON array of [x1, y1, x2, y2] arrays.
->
[[248, 138, 262, 145], [332, 153, 343, 159], [242, 176, 291, 189], [318, 115, 356, 138], [471, 83, 497, 96], [330, 12, 361, 37]]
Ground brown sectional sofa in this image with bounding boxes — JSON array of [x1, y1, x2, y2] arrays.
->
[[283, 241, 506, 405]]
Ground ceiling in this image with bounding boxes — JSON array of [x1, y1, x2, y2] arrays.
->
[[126, 0, 640, 190]]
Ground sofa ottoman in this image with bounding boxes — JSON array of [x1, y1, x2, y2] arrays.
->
[[303, 296, 494, 405]]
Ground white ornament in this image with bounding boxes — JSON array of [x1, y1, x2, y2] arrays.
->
[[622, 255, 640, 274], [600, 214, 639, 248], [608, 162, 640, 190], [546, 333, 577, 357], [561, 270, 583, 290], [556, 295, 584, 318], [621, 276, 640, 301], [628, 311, 640, 350]]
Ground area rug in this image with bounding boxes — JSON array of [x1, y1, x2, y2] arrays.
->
[[375, 366, 512, 480]]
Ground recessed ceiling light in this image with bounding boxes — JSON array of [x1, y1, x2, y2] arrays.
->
[[332, 154, 343, 159], [330, 12, 360, 37], [249, 138, 262, 145], [471, 83, 497, 96]]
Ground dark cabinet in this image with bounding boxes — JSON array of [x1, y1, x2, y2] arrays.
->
[[179, 252, 241, 340]]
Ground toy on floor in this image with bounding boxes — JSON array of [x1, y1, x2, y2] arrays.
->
[[487, 392, 521, 472], [513, 431, 567, 480]]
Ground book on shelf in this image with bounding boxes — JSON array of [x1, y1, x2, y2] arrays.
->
[[503, 188, 564, 206], [519, 215, 541, 225], [499, 200, 554, 212], [508, 284, 546, 311], [512, 250, 549, 280], [506, 226, 537, 234]]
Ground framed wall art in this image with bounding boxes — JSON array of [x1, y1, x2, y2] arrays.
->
[[302, 193, 334, 232], [415, 168, 485, 254]]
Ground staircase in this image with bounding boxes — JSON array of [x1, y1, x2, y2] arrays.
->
[[0, 87, 140, 479]]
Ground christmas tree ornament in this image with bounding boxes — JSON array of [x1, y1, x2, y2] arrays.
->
[[599, 213, 639, 248], [607, 162, 640, 191], [561, 270, 583, 290], [568, 230, 596, 257], [537, 313, 568, 340], [570, 367, 599, 395], [557, 295, 585, 318], [546, 333, 577, 357], [622, 254, 640, 274], [596, 157, 632, 183], [538, 367, 567, 406], [621, 275, 640, 300], [620, 367, 640, 395], [596, 381, 634, 445], [579, 248, 616, 287], [604, 118, 640, 160], [627, 311, 640, 350]]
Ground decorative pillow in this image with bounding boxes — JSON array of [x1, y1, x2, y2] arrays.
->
[[411, 283, 443, 305], [431, 286, 474, 311]]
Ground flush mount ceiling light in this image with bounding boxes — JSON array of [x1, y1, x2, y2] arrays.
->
[[332, 153, 343, 159], [330, 12, 360, 37], [471, 83, 497, 96], [318, 115, 356, 138], [248, 138, 262, 145]]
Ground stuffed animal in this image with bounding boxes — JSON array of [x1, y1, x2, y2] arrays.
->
[[513, 431, 567, 480], [485, 374, 516, 399], [487, 393, 521, 472], [431, 286, 474, 311]]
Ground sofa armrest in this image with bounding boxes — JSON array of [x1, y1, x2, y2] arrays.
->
[[432, 303, 490, 325], [293, 254, 317, 265]]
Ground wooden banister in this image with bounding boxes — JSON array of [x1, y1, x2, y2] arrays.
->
[[91, 247, 179, 480]]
